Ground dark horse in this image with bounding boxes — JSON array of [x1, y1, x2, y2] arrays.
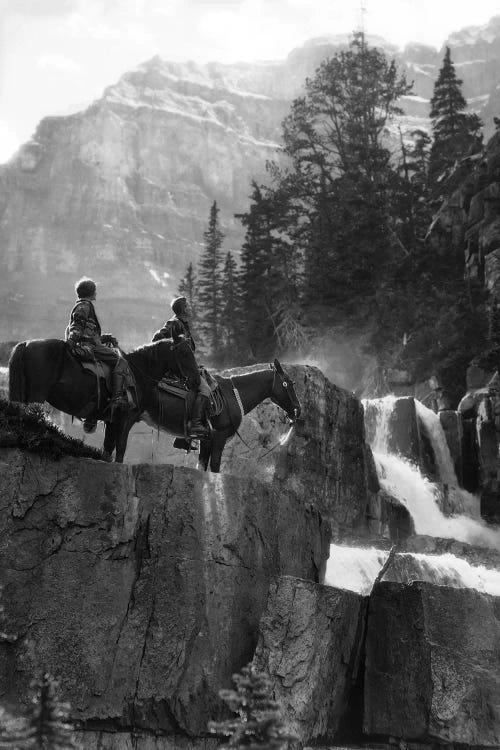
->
[[9, 340, 301, 470], [8, 337, 198, 463], [145, 359, 301, 472]]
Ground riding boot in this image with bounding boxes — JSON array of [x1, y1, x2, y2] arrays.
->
[[189, 394, 210, 437], [110, 370, 128, 422]]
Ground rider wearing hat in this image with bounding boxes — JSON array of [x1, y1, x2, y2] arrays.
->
[[65, 277, 128, 431], [152, 296, 211, 438]]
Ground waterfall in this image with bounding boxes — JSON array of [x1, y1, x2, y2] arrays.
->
[[324, 544, 500, 596], [367, 396, 500, 549], [325, 396, 500, 596]]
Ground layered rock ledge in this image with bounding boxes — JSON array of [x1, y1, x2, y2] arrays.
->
[[0, 450, 329, 736]]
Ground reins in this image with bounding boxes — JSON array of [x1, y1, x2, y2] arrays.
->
[[231, 366, 298, 458]]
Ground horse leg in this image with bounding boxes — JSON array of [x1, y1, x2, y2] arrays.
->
[[102, 421, 116, 462], [114, 415, 134, 463], [198, 437, 211, 471], [209, 432, 227, 473]]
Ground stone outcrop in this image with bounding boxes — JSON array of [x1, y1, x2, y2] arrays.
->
[[0, 449, 329, 736], [364, 580, 500, 747], [429, 130, 500, 291], [457, 361, 500, 520], [253, 576, 366, 744]]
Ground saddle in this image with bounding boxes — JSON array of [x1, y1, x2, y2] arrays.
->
[[157, 372, 223, 416], [157, 373, 190, 399], [80, 360, 112, 392], [67, 346, 137, 416]]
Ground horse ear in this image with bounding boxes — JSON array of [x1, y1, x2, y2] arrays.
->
[[274, 358, 284, 374]]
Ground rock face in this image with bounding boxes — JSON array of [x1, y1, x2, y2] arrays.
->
[[2, 20, 500, 345], [0, 450, 329, 736], [253, 576, 366, 744], [364, 580, 500, 747]]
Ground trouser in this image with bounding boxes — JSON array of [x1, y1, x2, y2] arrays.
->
[[198, 375, 211, 397], [190, 376, 211, 436], [83, 345, 128, 426]]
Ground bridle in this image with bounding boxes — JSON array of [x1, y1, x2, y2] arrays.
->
[[230, 363, 300, 459], [270, 363, 300, 424]]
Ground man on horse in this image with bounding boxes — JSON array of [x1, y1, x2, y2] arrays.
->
[[152, 296, 211, 438], [65, 277, 128, 432]]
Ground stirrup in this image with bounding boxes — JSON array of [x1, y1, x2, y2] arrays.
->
[[189, 423, 210, 438], [83, 418, 98, 434]]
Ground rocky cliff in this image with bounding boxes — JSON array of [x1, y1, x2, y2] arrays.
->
[[3, 360, 500, 748], [2, 18, 500, 346]]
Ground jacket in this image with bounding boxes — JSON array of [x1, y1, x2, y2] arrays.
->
[[65, 299, 102, 345], [151, 315, 195, 351]]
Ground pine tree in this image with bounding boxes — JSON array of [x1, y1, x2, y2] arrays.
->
[[0, 705, 32, 750], [27, 673, 80, 750], [275, 32, 412, 324], [208, 663, 297, 750], [220, 252, 244, 364], [0, 674, 80, 750], [428, 46, 483, 187], [178, 262, 199, 328], [198, 201, 224, 359], [239, 181, 303, 360]]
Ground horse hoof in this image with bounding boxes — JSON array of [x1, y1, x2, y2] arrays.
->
[[101, 450, 113, 462]]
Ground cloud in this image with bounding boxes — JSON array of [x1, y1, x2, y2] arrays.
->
[[36, 53, 83, 73], [4, 0, 79, 17]]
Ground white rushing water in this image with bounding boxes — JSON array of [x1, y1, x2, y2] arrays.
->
[[325, 396, 500, 595], [370, 396, 499, 549], [324, 544, 500, 596]]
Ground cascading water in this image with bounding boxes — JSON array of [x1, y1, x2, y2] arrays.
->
[[325, 395, 500, 595], [371, 396, 500, 549], [324, 545, 500, 595]]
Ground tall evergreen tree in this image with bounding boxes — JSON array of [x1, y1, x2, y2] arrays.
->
[[428, 46, 483, 187], [239, 181, 302, 359], [275, 33, 412, 325], [198, 201, 224, 358], [178, 261, 199, 328], [219, 251, 244, 363]]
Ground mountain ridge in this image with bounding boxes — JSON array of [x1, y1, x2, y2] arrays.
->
[[1, 19, 500, 347]]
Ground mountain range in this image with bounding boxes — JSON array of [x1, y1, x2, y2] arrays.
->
[[1, 16, 500, 347]]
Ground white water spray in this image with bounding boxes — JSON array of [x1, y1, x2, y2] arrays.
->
[[376, 453, 500, 548], [325, 544, 500, 595], [368, 396, 499, 548], [325, 396, 500, 596]]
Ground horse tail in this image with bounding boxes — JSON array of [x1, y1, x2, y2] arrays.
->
[[8, 342, 27, 402]]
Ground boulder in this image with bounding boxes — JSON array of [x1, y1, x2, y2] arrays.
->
[[0, 449, 330, 737], [253, 576, 366, 744], [364, 580, 500, 747]]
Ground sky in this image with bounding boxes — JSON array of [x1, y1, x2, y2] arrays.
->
[[0, 0, 499, 162]]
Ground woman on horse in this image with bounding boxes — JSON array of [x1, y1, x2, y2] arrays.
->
[[65, 277, 128, 432], [152, 296, 211, 438]]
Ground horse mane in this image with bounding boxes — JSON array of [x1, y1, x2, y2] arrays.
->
[[126, 339, 172, 369]]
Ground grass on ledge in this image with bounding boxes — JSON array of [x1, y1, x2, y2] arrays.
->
[[0, 398, 103, 461]]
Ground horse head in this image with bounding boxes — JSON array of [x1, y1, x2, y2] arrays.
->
[[269, 358, 301, 422]]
